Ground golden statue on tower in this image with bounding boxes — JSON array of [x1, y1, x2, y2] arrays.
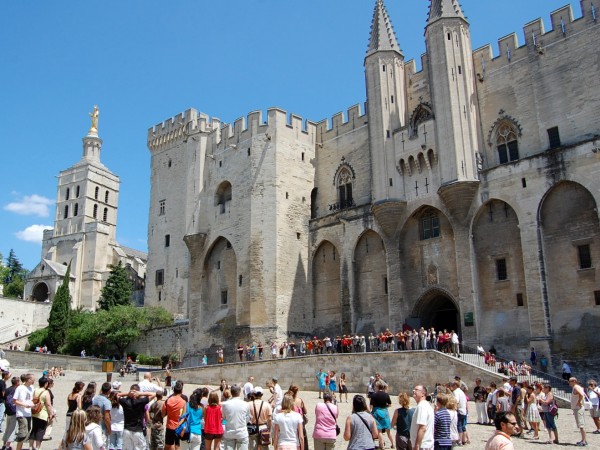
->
[[88, 105, 99, 135]]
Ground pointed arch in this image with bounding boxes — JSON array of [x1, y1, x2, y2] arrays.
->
[[312, 240, 342, 334], [409, 102, 434, 137], [215, 181, 232, 214], [332, 162, 355, 210], [488, 115, 522, 164], [201, 236, 238, 322]]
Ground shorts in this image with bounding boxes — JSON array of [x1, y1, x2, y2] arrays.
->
[[204, 433, 223, 440], [165, 428, 181, 446], [339, 385, 348, 394], [151, 425, 165, 450], [3, 415, 18, 442], [573, 407, 586, 429], [457, 413, 467, 433], [30, 417, 48, 442], [591, 406, 600, 419], [15, 417, 32, 442]]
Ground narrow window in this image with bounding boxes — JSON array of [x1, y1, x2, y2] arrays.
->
[[391, 95, 394, 104], [247, 148, 251, 156], [296, 232, 301, 240], [76, 185, 80, 198], [221, 290, 228, 305], [286, 192, 289, 200], [219, 161, 222, 167], [105, 191, 109, 203], [548, 126, 561, 148], [516, 293, 524, 307], [165, 234, 170, 247], [382, 65, 386, 72], [447, 33, 451, 40], [389, 178, 393, 187], [578, 244, 592, 269], [74, 203, 78, 217], [521, 178, 527, 188], [496, 258, 508, 281], [93, 204, 98, 219], [420, 213, 441, 240], [158, 291, 162, 301], [66, 188, 70, 201], [386, 130, 391, 138], [63, 205, 69, 219], [217, 261, 220, 270], [159, 200, 165, 216], [458, 65, 462, 74], [595, 290, 600, 306], [155, 269, 164, 286], [103, 207, 108, 222], [168, 159, 172, 168], [94, 187, 99, 200], [175, 268, 179, 278], [301, 152, 305, 161], [238, 275, 243, 287], [384, 277, 388, 294]]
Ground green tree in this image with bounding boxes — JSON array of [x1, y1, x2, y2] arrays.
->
[[4, 276, 24, 298], [98, 261, 133, 310], [47, 263, 72, 352], [63, 310, 103, 356], [4, 249, 27, 284]]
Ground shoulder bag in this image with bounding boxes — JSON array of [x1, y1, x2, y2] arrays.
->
[[248, 401, 264, 435], [31, 389, 46, 415], [325, 403, 340, 436]]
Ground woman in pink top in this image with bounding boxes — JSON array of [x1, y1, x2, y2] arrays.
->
[[312, 393, 338, 450]]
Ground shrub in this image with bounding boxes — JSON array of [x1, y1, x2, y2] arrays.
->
[[28, 327, 49, 351], [136, 354, 161, 366]]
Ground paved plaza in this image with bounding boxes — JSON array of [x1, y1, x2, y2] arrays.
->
[[5, 366, 599, 449]]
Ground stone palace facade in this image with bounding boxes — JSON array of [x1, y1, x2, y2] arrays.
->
[[145, 0, 600, 365]]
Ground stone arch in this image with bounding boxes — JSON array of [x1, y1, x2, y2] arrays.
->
[[472, 199, 529, 346], [201, 236, 237, 323], [32, 282, 50, 302], [411, 288, 460, 335], [539, 181, 600, 352], [312, 240, 342, 335], [353, 230, 388, 333], [409, 103, 434, 137], [214, 181, 232, 214], [399, 206, 458, 319]]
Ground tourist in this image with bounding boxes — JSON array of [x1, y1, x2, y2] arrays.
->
[[484, 412, 518, 450], [316, 370, 327, 400], [523, 385, 540, 439], [562, 361, 572, 380], [248, 387, 271, 450], [271, 378, 283, 411], [344, 395, 377, 450], [188, 389, 204, 450], [445, 395, 459, 446], [587, 379, 600, 434], [66, 382, 85, 430], [204, 391, 223, 450], [538, 384, 559, 444], [569, 377, 588, 447], [288, 385, 308, 450], [339, 374, 348, 403], [450, 382, 468, 445], [473, 379, 487, 425], [2, 376, 20, 450], [243, 377, 254, 401], [273, 394, 304, 450], [82, 383, 97, 411], [328, 373, 337, 403], [370, 381, 393, 450], [148, 390, 165, 450], [108, 392, 124, 450], [390, 392, 413, 450], [312, 393, 337, 450], [60, 409, 90, 450], [221, 385, 250, 450], [13, 373, 35, 450], [92, 382, 112, 442], [30, 377, 55, 450], [162, 381, 187, 450], [138, 374, 163, 395], [0, 371, 7, 435], [410, 385, 434, 450], [117, 384, 156, 450], [85, 406, 105, 450], [433, 394, 452, 450]]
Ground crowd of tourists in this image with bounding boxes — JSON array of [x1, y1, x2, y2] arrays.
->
[[0, 365, 599, 450]]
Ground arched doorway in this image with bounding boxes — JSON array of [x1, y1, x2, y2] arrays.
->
[[411, 290, 460, 334], [312, 241, 341, 335], [32, 282, 49, 302]]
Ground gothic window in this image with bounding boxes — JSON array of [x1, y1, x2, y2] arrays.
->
[[103, 207, 108, 222], [410, 104, 433, 137], [94, 187, 99, 200], [105, 191, 109, 203], [159, 200, 165, 216], [66, 188, 70, 201], [337, 167, 353, 208], [215, 181, 232, 214], [63, 205, 69, 219], [496, 122, 519, 164], [93, 204, 98, 219], [420, 211, 440, 240], [74, 203, 79, 217]]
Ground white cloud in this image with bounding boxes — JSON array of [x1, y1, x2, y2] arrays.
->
[[15, 224, 53, 244], [4, 194, 54, 217]]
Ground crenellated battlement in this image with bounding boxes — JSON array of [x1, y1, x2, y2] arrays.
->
[[472, 2, 597, 76], [147, 108, 214, 152], [315, 103, 368, 143]]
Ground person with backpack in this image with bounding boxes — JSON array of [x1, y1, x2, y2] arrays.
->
[[1, 376, 20, 450], [149, 391, 165, 450], [30, 377, 55, 450]]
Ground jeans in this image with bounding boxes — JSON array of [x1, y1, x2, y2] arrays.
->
[[223, 436, 249, 450], [110, 430, 124, 450], [0, 403, 5, 432]]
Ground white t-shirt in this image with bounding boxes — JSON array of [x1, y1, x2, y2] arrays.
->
[[243, 382, 254, 399], [14, 384, 34, 418], [85, 423, 104, 450], [453, 388, 467, 415], [274, 411, 303, 446], [273, 384, 283, 408], [410, 399, 434, 449], [138, 379, 163, 393], [111, 405, 125, 432], [588, 388, 600, 406], [448, 409, 459, 442], [221, 397, 250, 440]]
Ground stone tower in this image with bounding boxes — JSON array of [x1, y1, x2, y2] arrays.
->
[[365, 0, 406, 203]]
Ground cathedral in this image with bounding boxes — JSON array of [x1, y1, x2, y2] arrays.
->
[[25, 107, 147, 310], [145, 0, 600, 366]]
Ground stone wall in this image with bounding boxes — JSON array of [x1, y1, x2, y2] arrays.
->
[[3, 349, 107, 372], [0, 298, 51, 343], [126, 323, 188, 361]]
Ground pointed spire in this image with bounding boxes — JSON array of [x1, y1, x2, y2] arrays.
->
[[427, 0, 467, 25], [366, 0, 402, 56]]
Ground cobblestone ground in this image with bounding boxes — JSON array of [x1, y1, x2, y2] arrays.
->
[[7, 367, 599, 450]]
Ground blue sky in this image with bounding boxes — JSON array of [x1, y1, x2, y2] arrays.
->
[[0, 0, 575, 270]]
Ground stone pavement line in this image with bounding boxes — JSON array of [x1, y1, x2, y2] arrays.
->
[[7, 367, 599, 450]]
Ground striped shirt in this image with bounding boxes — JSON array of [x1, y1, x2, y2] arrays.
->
[[434, 408, 453, 447]]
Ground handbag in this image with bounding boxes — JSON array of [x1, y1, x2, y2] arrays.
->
[[583, 393, 593, 411], [31, 389, 46, 415], [248, 401, 264, 435], [175, 411, 190, 442], [548, 399, 559, 417], [259, 427, 271, 446], [325, 403, 340, 436]]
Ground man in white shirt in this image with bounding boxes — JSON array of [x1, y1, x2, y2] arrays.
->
[[222, 385, 250, 450], [243, 377, 254, 401], [138, 373, 163, 394], [451, 332, 460, 357], [271, 377, 283, 411], [410, 384, 434, 450], [451, 382, 468, 445], [13, 374, 35, 450]]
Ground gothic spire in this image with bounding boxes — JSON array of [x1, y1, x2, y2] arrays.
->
[[427, 0, 467, 25], [366, 0, 401, 57]]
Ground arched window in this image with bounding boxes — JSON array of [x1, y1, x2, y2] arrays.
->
[[409, 103, 434, 137], [74, 203, 79, 216], [105, 190, 109, 203], [420, 210, 440, 240], [103, 207, 108, 222], [94, 186, 99, 200], [337, 167, 354, 209], [215, 181, 232, 214], [496, 122, 519, 164], [63, 205, 69, 219], [76, 185, 80, 198], [66, 188, 70, 201], [93, 204, 98, 219]]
